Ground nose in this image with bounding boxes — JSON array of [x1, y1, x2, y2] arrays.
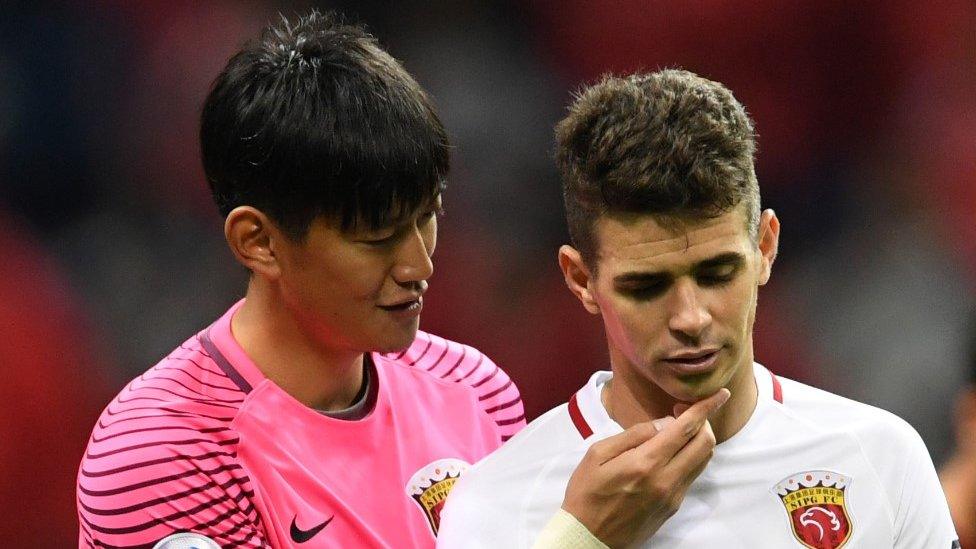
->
[[391, 225, 434, 284], [667, 278, 711, 340]]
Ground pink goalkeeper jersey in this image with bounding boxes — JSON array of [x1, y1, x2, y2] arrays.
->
[[77, 300, 526, 548]]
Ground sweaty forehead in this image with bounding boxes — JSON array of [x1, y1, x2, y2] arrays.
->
[[595, 210, 751, 268]]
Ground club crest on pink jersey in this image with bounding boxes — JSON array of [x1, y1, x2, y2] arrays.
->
[[772, 470, 853, 549], [406, 458, 470, 535]]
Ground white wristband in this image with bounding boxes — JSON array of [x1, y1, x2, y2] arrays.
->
[[531, 508, 610, 549]]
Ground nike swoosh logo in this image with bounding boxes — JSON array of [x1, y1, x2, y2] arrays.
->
[[290, 515, 334, 543]]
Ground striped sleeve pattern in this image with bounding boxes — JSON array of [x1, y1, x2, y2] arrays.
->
[[389, 331, 526, 442], [77, 338, 268, 549]]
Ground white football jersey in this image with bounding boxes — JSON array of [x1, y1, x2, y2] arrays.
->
[[438, 364, 958, 548]]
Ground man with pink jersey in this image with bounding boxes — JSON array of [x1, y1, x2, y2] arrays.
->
[[75, 11, 526, 548]]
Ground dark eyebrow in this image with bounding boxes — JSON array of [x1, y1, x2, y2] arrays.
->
[[612, 252, 746, 286], [695, 252, 746, 270]]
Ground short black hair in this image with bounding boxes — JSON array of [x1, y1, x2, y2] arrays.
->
[[201, 10, 449, 240]]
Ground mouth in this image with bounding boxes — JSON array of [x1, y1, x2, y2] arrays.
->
[[662, 347, 722, 375], [377, 297, 423, 316]]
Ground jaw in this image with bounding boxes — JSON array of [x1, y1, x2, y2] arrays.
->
[[369, 313, 421, 353], [606, 342, 756, 427]]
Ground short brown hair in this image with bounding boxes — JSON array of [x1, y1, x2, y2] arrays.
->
[[555, 69, 759, 267]]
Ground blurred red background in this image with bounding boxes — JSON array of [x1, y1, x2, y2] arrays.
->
[[2, 1, 973, 545]]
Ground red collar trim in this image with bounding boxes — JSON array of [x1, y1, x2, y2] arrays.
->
[[568, 393, 593, 439], [770, 370, 784, 404], [570, 369, 783, 440]]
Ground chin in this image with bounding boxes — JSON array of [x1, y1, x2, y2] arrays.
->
[[373, 324, 420, 354], [663, 371, 728, 403]]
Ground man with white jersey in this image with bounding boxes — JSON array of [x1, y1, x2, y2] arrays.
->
[[437, 69, 959, 548]]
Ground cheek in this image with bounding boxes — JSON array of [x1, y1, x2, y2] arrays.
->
[[601, 296, 665, 354], [340, 261, 390, 301], [713, 279, 758, 331], [296, 252, 387, 304]]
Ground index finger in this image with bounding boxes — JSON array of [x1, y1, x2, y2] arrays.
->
[[644, 388, 729, 458], [586, 421, 659, 465]]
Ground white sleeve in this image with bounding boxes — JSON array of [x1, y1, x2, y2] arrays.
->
[[437, 476, 514, 549], [892, 428, 959, 548]]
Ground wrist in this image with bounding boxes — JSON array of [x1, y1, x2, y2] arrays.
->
[[532, 508, 609, 549]]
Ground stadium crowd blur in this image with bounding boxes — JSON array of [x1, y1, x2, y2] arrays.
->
[[2, 1, 974, 545]]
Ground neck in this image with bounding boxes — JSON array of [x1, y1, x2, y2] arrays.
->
[[603, 350, 758, 444], [231, 280, 365, 411]]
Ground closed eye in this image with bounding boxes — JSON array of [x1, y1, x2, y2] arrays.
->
[[360, 234, 397, 246], [616, 276, 671, 301], [358, 205, 442, 245], [695, 259, 742, 286], [623, 285, 668, 300], [356, 227, 399, 245]]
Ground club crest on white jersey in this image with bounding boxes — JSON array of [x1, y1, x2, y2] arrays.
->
[[772, 470, 854, 549]]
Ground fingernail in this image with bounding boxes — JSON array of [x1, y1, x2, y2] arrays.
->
[[715, 388, 731, 408], [652, 416, 675, 431]]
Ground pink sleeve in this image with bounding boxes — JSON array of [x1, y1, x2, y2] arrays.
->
[[405, 333, 527, 443], [466, 351, 526, 442], [77, 373, 269, 548]]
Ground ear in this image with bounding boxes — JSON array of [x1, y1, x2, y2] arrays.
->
[[757, 209, 780, 286], [224, 206, 281, 280], [558, 245, 600, 315]]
